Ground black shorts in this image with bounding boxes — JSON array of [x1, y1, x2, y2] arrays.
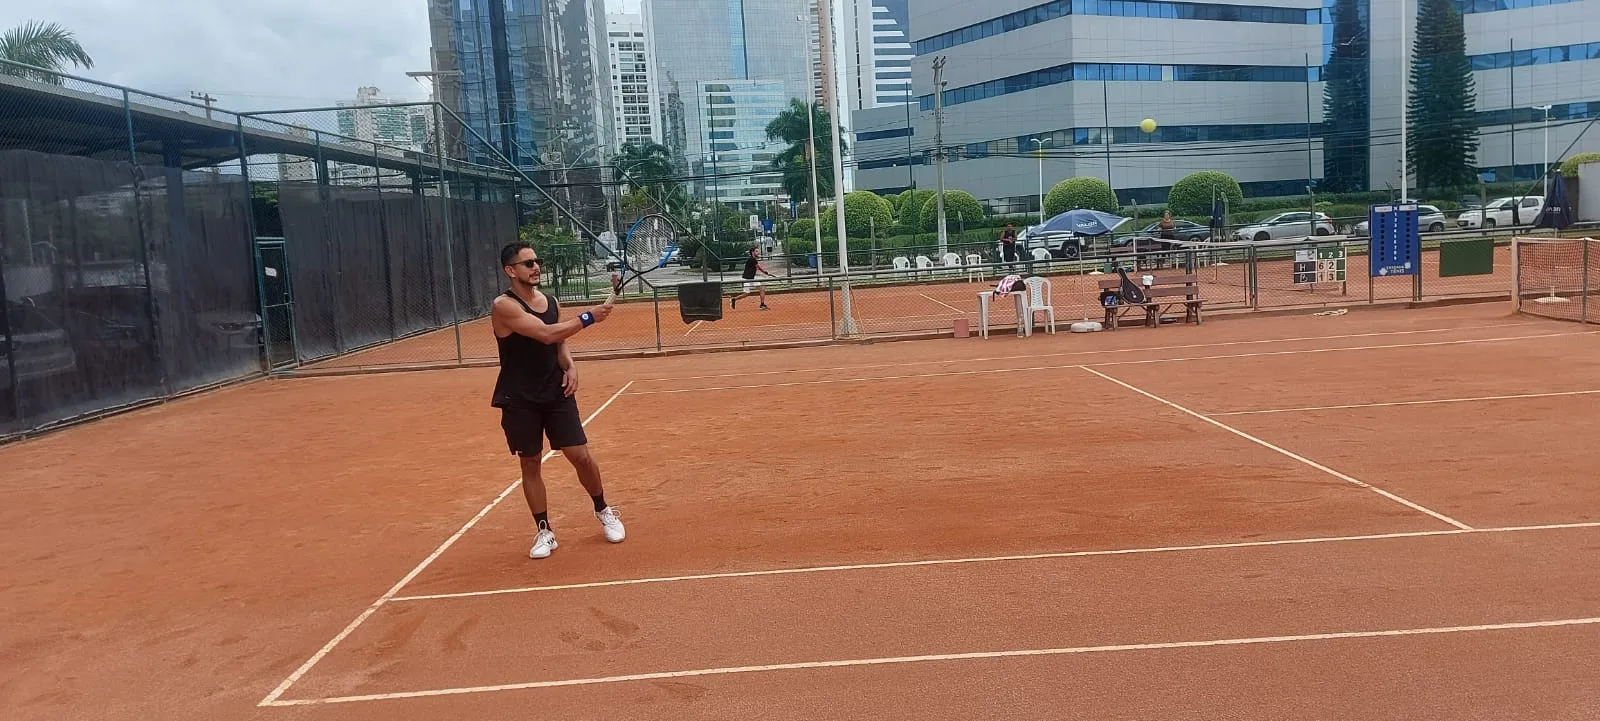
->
[[499, 397, 587, 456]]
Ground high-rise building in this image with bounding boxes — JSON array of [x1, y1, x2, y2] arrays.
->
[[607, 13, 664, 150], [425, 0, 614, 173], [849, 0, 1600, 209], [847, 0, 912, 109], [644, 0, 813, 208], [337, 87, 432, 149]]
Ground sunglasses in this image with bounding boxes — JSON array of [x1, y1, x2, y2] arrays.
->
[[508, 259, 541, 269]]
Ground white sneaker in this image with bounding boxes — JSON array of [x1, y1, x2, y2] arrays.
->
[[528, 527, 558, 559], [595, 506, 626, 543]]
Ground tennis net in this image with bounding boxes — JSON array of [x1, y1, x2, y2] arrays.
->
[[1512, 236, 1599, 324]]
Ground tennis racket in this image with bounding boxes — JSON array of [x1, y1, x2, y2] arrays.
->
[[1116, 267, 1147, 304], [606, 213, 679, 304]]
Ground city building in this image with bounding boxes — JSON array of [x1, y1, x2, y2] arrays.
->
[[644, 0, 815, 209], [848, 0, 914, 109], [276, 88, 433, 185], [425, 0, 614, 172], [849, 0, 1600, 212], [607, 13, 664, 150]]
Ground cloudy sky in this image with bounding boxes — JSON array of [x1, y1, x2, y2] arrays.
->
[[3, 0, 642, 111]]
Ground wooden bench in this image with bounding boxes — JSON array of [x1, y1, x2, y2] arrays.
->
[[1096, 273, 1205, 329]]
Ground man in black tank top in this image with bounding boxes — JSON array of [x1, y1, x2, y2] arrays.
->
[[729, 246, 775, 310], [491, 242, 625, 559]]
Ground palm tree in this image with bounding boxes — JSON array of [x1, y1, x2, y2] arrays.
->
[[611, 140, 675, 190], [764, 98, 843, 208], [0, 21, 94, 85]]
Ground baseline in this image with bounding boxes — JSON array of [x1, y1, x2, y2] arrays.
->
[[630, 322, 1542, 384], [255, 380, 636, 707], [625, 330, 1594, 396], [1211, 389, 1600, 417], [1082, 366, 1473, 531], [386, 520, 1600, 603], [264, 616, 1600, 706]]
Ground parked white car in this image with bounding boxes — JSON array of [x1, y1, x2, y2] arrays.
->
[[1352, 204, 1448, 236], [1232, 211, 1336, 241], [1455, 196, 1544, 229]]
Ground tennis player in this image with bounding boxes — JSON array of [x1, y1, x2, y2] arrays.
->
[[730, 246, 776, 310], [490, 241, 626, 559]]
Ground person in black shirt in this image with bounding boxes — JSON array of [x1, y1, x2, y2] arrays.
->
[[490, 242, 625, 559], [729, 246, 776, 310]]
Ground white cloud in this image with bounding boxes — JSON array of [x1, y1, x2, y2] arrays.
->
[[1, 0, 433, 112]]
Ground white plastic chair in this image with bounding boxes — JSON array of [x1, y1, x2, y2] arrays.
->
[[964, 253, 985, 282], [1023, 275, 1056, 334], [1030, 247, 1052, 262], [892, 256, 911, 274], [914, 255, 934, 278], [940, 252, 962, 276]]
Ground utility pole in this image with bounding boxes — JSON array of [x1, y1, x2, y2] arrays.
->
[[932, 55, 948, 255], [190, 91, 216, 119]]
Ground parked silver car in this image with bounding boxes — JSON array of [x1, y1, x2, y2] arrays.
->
[[1351, 204, 1448, 236], [1232, 212, 1336, 241]]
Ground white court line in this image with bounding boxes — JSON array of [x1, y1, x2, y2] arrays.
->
[[387, 521, 1600, 603], [1083, 366, 1474, 530], [255, 381, 635, 708], [624, 330, 1594, 396], [919, 293, 969, 315], [264, 615, 1600, 705], [629, 323, 1540, 384], [1211, 389, 1600, 416]]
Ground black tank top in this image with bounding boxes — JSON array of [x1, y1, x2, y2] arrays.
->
[[743, 257, 758, 279], [491, 290, 565, 408]]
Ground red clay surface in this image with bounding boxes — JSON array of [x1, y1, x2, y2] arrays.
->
[[3, 301, 1599, 721], [303, 244, 1517, 370]]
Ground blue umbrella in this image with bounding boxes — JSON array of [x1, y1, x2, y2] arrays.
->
[[1037, 208, 1132, 236], [1534, 170, 1572, 230]]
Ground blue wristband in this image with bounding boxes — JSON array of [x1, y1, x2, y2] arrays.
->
[[579, 311, 595, 328]]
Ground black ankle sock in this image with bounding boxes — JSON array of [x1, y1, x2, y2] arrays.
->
[[591, 494, 608, 512], [534, 512, 550, 530]]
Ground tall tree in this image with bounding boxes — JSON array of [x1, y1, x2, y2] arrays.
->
[[1407, 0, 1479, 191], [764, 98, 844, 206], [0, 21, 93, 84], [1320, 0, 1370, 192]]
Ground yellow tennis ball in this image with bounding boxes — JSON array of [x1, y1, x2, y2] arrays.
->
[[1140, 118, 1157, 133]]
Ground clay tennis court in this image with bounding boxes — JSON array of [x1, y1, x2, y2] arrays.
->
[[303, 243, 1514, 370], [4, 301, 1599, 720]]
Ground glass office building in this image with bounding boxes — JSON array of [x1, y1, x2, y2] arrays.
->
[[645, 0, 812, 207]]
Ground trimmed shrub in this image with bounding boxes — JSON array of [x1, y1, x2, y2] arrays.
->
[[820, 190, 896, 237], [917, 190, 986, 232], [1043, 177, 1119, 216], [1167, 171, 1244, 216]]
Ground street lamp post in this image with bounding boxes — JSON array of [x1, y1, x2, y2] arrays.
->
[[1031, 138, 1047, 225], [1534, 104, 1552, 195]]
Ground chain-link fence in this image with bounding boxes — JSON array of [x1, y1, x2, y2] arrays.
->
[[0, 58, 528, 438], [1513, 236, 1598, 324]]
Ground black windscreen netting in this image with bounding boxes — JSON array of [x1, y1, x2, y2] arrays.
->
[[0, 150, 260, 437], [277, 181, 515, 364]]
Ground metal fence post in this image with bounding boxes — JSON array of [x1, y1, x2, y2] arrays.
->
[[124, 89, 170, 396], [434, 103, 464, 364]]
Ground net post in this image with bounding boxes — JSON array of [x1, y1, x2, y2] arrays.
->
[[1510, 236, 1521, 313], [653, 286, 662, 352], [1583, 237, 1592, 323], [829, 276, 838, 339]]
